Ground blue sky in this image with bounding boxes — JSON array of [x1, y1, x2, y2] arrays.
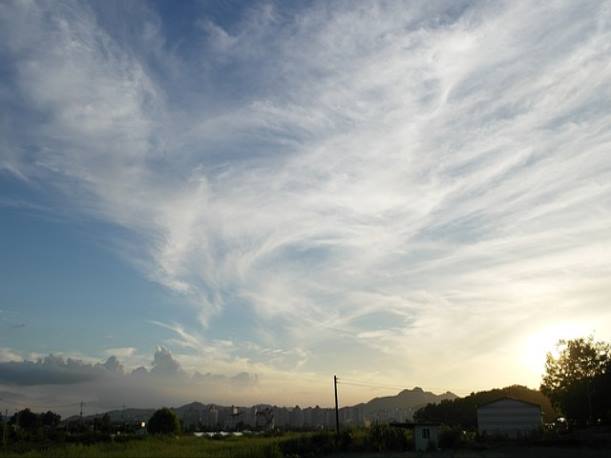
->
[[1, 0, 611, 413]]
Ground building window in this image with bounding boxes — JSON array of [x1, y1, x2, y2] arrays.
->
[[422, 428, 430, 439]]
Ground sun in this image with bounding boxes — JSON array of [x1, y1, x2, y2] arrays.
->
[[522, 322, 589, 379]]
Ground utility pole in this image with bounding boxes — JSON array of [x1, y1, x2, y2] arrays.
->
[[80, 401, 84, 419], [334, 375, 340, 434], [2, 408, 8, 450]]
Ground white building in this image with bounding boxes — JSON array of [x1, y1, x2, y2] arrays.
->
[[414, 423, 439, 451], [477, 398, 542, 438]]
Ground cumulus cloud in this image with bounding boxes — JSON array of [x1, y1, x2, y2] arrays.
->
[[0, 347, 23, 363], [0, 347, 259, 415], [0, 0, 610, 398], [0, 355, 108, 386], [99, 356, 124, 375], [193, 371, 259, 388], [150, 346, 182, 377]]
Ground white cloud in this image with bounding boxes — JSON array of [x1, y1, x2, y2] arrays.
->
[[1, 0, 611, 398], [104, 347, 137, 359], [0, 347, 262, 415], [0, 347, 23, 363]]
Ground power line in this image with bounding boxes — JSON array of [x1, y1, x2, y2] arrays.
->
[[338, 378, 407, 389], [0, 398, 82, 409], [339, 376, 464, 390], [0, 397, 130, 412], [337, 378, 472, 396]]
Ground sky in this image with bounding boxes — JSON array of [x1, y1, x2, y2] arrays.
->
[[1, 0, 611, 416]]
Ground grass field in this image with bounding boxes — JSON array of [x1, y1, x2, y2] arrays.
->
[[330, 449, 611, 458], [0, 435, 287, 458], [2, 433, 611, 458], [3, 439, 611, 458]]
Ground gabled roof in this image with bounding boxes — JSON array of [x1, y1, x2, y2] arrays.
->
[[477, 397, 542, 410], [389, 421, 441, 429]]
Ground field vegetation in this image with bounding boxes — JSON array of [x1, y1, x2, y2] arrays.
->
[[0, 425, 414, 458]]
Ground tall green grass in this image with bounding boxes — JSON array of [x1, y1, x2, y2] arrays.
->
[[0, 425, 414, 457], [0, 436, 284, 458]]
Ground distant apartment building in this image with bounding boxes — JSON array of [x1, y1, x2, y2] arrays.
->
[[174, 399, 427, 431], [288, 406, 304, 428]]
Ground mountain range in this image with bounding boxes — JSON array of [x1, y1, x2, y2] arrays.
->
[[69, 387, 458, 424], [355, 386, 458, 414]]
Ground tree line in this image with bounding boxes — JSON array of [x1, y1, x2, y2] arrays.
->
[[415, 336, 611, 428], [541, 336, 611, 425], [413, 385, 556, 427]]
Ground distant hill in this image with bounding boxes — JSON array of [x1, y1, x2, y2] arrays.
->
[[66, 407, 154, 423], [355, 386, 458, 414], [174, 401, 208, 416], [69, 388, 459, 425], [414, 384, 557, 427]]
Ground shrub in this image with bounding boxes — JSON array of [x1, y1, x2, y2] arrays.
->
[[337, 429, 353, 449], [232, 442, 283, 458], [279, 432, 337, 456], [367, 424, 410, 451], [439, 426, 463, 449]]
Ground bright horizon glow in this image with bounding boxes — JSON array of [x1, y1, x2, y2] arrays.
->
[[1, 1, 611, 413], [521, 323, 592, 383]]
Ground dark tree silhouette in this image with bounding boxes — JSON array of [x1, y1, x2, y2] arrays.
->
[[594, 359, 611, 422], [93, 413, 112, 433], [540, 337, 611, 425], [40, 411, 61, 427], [414, 385, 556, 428], [15, 409, 39, 431], [147, 408, 181, 435]]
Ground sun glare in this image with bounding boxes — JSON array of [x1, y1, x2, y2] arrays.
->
[[522, 322, 589, 379]]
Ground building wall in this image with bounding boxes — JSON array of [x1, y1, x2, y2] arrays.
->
[[477, 399, 542, 438], [414, 425, 438, 451]]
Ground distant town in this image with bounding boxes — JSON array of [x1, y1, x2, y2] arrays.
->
[[67, 387, 457, 432]]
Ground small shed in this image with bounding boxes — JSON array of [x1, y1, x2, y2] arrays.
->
[[414, 423, 440, 451], [390, 422, 440, 451], [477, 397, 542, 438]]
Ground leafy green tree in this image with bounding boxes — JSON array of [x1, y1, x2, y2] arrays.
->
[[147, 408, 181, 435], [540, 337, 611, 425]]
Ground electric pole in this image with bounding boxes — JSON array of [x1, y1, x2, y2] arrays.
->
[[334, 375, 340, 434], [2, 408, 8, 449], [80, 401, 84, 419]]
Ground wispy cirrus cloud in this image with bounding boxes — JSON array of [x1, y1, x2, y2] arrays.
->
[[1, 0, 610, 399]]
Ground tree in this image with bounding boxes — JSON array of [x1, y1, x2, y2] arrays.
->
[[40, 411, 61, 428], [2, 415, 8, 449], [414, 385, 556, 428], [540, 337, 611, 425], [15, 409, 39, 431], [147, 408, 181, 435], [594, 359, 611, 422], [93, 413, 112, 433]]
